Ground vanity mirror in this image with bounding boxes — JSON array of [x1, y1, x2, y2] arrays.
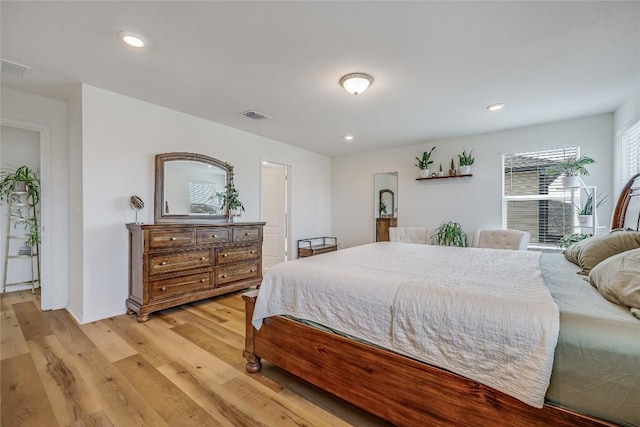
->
[[154, 152, 233, 223]]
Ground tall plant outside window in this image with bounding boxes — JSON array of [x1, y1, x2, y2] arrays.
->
[[502, 147, 580, 247]]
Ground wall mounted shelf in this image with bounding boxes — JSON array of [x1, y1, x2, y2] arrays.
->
[[416, 174, 473, 181]]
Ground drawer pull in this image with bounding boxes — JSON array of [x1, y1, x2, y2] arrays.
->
[[160, 261, 167, 266], [212, 234, 218, 238], [200, 257, 206, 260], [170, 237, 177, 241], [250, 250, 256, 254], [200, 278, 206, 283], [251, 269, 257, 273], [245, 232, 251, 236], [221, 274, 228, 278], [222, 254, 228, 258], [160, 286, 167, 291]]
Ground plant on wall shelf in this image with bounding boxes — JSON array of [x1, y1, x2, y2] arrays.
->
[[449, 158, 456, 176], [415, 147, 436, 170], [458, 148, 475, 166], [434, 221, 467, 247]]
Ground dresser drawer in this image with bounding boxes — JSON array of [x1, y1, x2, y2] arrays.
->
[[149, 229, 196, 249], [149, 250, 211, 276], [150, 272, 212, 300], [216, 245, 260, 265], [232, 226, 262, 242], [197, 228, 230, 245], [216, 262, 260, 286]]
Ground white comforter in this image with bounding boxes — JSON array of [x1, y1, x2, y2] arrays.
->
[[252, 242, 559, 408]]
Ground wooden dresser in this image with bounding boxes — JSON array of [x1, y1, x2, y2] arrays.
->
[[376, 217, 397, 242], [126, 222, 264, 322]]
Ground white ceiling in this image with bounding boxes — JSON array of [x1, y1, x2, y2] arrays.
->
[[1, 1, 639, 157]]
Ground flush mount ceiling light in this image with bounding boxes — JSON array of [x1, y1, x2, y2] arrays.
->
[[339, 73, 374, 95], [344, 135, 354, 141], [487, 102, 505, 111], [118, 31, 145, 48]]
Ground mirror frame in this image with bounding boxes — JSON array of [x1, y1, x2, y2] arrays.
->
[[154, 152, 233, 223]]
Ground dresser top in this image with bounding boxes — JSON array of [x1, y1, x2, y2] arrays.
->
[[126, 222, 265, 230]]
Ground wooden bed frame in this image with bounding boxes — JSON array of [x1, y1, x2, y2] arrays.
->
[[243, 174, 640, 427]]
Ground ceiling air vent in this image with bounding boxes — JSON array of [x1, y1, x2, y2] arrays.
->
[[1, 59, 31, 79], [240, 110, 271, 121]]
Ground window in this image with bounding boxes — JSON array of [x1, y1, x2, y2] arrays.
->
[[621, 119, 640, 186], [188, 181, 221, 215], [502, 147, 579, 247]]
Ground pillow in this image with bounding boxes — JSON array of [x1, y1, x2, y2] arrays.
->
[[564, 230, 640, 274], [589, 248, 640, 312]]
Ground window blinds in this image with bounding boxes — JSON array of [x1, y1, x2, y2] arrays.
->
[[503, 147, 579, 246], [621, 120, 640, 186]]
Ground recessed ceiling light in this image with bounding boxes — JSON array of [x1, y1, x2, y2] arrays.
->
[[118, 31, 145, 48], [487, 103, 505, 111], [344, 135, 354, 141]]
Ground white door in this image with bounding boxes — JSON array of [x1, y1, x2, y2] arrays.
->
[[261, 164, 287, 271]]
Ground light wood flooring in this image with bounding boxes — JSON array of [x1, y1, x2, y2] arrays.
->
[[1, 289, 392, 427]]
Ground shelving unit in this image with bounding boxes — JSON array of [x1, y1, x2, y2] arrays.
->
[[3, 191, 40, 293], [416, 174, 472, 181], [568, 179, 600, 236]]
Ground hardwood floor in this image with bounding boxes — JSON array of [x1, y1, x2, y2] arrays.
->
[[1, 289, 392, 427]]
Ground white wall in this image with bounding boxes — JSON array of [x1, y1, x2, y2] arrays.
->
[[613, 85, 640, 193], [333, 114, 614, 248], [1, 87, 69, 310], [77, 84, 331, 322]]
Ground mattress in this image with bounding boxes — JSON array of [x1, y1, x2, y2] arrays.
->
[[541, 253, 640, 426]]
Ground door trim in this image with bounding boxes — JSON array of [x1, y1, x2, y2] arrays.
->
[[260, 160, 291, 268]]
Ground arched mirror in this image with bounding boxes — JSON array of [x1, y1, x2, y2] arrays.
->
[[154, 152, 233, 223], [379, 189, 394, 218]]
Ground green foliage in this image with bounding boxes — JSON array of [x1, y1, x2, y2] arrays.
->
[[439, 163, 443, 172], [219, 181, 245, 213], [434, 221, 467, 247], [0, 165, 40, 204], [415, 147, 436, 169], [450, 158, 455, 170], [379, 200, 387, 215], [547, 155, 595, 177], [0, 166, 41, 246], [458, 148, 475, 166], [558, 233, 592, 248], [577, 191, 608, 216]]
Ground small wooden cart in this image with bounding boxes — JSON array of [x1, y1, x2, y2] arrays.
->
[[297, 237, 338, 257]]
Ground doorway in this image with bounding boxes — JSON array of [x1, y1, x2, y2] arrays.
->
[[261, 162, 289, 271], [0, 120, 50, 310]]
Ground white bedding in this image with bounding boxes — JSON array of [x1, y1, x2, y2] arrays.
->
[[252, 242, 560, 408]]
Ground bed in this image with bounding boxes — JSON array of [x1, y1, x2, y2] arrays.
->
[[243, 174, 640, 427]]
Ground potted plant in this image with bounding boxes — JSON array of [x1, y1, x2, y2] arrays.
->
[[433, 221, 467, 247], [379, 200, 388, 217], [558, 233, 592, 249], [437, 163, 444, 177], [547, 155, 595, 188], [0, 166, 41, 252], [415, 147, 436, 178], [448, 158, 456, 176], [458, 148, 474, 175], [219, 180, 245, 221], [576, 191, 608, 228]]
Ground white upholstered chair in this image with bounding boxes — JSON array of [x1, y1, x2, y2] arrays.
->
[[389, 227, 431, 244], [472, 229, 530, 250]]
